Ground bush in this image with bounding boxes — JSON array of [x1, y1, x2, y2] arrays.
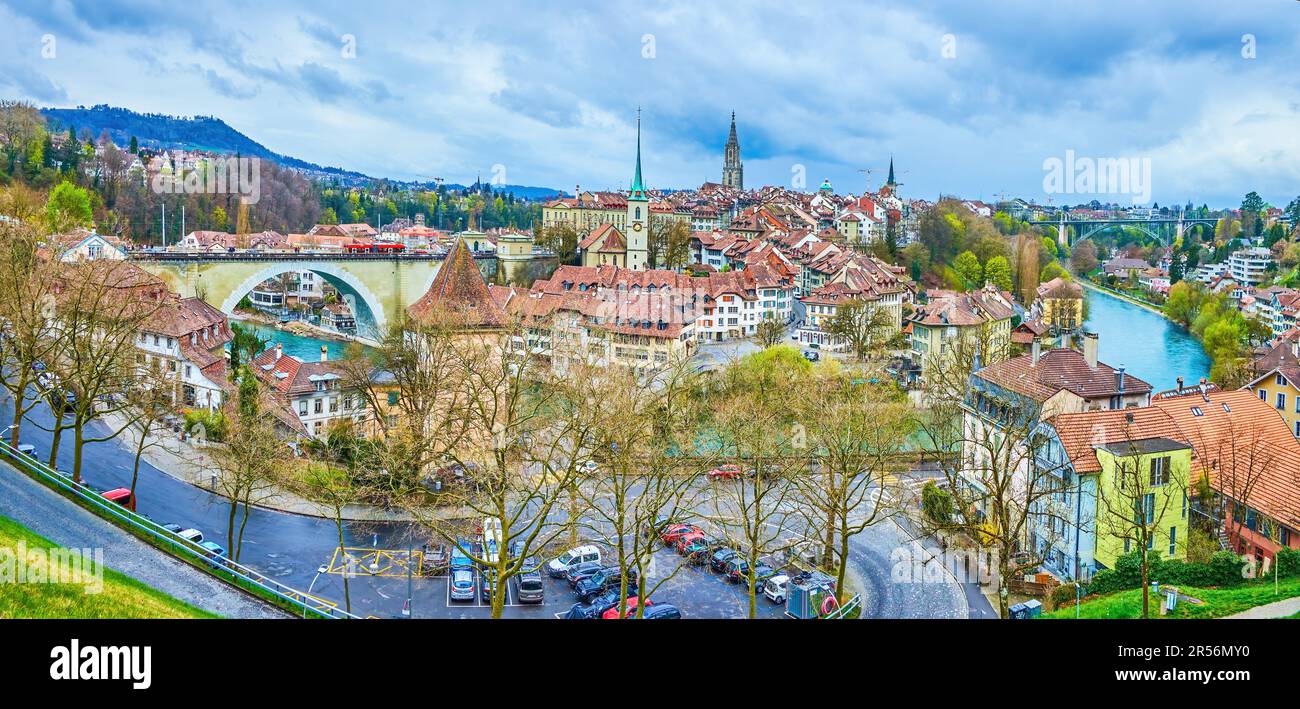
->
[[921, 481, 952, 525], [1086, 550, 1251, 596], [183, 409, 228, 442]]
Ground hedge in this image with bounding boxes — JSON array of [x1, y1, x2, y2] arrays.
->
[[1086, 548, 1300, 596]]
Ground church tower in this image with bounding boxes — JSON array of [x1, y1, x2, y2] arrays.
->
[[626, 109, 649, 271], [722, 112, 743, 189]]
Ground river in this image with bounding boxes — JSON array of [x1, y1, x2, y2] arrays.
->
[[236, 322, 371, 362], [1082, 283, 1211, 392]]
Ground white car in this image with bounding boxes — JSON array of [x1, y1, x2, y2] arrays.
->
[[763, 574, 790, 604], [176, 528, 204, 544], [546, 545, 601, 578]]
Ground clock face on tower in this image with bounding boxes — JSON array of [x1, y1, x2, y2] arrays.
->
[[631, 222, 643, 232]]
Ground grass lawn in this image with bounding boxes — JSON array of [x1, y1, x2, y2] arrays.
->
[[0, 515, 217, 619], [1043, 576, 1300, 619]]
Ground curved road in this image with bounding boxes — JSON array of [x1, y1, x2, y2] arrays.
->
[[1, 392, 983, 619]]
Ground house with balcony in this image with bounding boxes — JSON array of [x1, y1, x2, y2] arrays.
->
[[1227, 246, 1274, 286]]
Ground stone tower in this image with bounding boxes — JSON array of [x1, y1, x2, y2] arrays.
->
[[626, 109, 649, 271], [722, 111, 743, 189]]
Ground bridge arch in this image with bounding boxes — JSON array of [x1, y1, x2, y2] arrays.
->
[[219, 261, 390, 336]]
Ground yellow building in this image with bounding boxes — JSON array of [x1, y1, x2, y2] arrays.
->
[[908, 285, 1016, 383], [1245, 363, 1300, 440], [1034, 276, 1084, 332]]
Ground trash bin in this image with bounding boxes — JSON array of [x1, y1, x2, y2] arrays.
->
[[1009, 602, 1027, 620], [1023, 599, 1042, 618]]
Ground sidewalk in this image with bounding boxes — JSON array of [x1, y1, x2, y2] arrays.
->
[[101, 409, 417, 522], [1224, 595, 1300, 619]]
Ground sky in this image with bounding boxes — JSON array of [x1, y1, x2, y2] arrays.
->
[[1, 0, 1298, 208]]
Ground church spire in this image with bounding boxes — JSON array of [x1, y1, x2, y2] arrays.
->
[[886, 156, 896, 186], [723, 111, 743, 189], [630, 107, 645, 197]]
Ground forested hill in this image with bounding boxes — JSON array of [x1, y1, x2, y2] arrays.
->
[[38, 104, 565, 198], [40, 104, 370, 180]]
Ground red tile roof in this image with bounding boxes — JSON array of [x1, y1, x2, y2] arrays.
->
[[407, 236, 507, 329], [975, 348, 1152, 402]]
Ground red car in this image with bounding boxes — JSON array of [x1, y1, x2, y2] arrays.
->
[[602, 596, 653, 619], [674, 531, 707, 554], [101, 488, 135, 511], [660, 524, 700, 546], [707, 464, 742, 480]]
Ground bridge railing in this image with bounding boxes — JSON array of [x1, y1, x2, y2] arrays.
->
[[128, 250, 458, 262], [0, 439, 359, 619]]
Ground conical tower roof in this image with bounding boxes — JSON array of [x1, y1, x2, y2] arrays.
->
[[630, 109, 646, 199], [407, 236, 506, 328]]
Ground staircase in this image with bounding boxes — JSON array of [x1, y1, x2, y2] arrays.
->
[[1217, 528, 1233, 552]]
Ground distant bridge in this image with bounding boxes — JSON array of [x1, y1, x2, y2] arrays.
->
[[132, 252, 498, 338], [1050, 213, 1216, 247]]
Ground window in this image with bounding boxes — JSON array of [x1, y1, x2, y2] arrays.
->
[[1277, 392, 1286, 410], [298, 400, 308, 416], [1259, 388, 1268, 401], [1182, 491, 1188, 519], [314, 399, 323, 414], [1143, 493, 1156, 524], [1169, 526, 1177, 557], [1149, 457, 1170, 486], [1124, 539, 1131, 554]]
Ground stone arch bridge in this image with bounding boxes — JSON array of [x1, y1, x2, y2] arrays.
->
[[133, 252, 499, 337]]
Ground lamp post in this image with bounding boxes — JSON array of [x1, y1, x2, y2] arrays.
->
[[304, 564, 327, 619]]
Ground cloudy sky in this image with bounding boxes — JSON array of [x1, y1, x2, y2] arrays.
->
[[2, 0, 1298, 207]]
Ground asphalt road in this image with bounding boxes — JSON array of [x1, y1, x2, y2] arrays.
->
[[0, 458, 286, 619], [0, 388, 978, 619]]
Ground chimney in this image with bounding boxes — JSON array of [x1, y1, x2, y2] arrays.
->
[[1116, 366, 1126, 394], [320, 345, 328, 363], [1030, 339, 1041, 366], [274, 343, 282, 362], [1083, 332, 1099, 370], [1176, 376, 1184, 391]]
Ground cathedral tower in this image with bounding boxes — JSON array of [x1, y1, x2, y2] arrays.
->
[[722, 112, 743, 189]]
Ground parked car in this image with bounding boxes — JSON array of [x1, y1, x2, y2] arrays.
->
[[727, 559, 778, 587], [707, 464, 742, 480], [639, 604, 682, 620], [449, 544, 474, 570], [449, 568, 476, 602], [546, 545, 601, 577], [565, 561, 604, 587], [480, 569, 501, 602], [674, 530, 707, 554], [575, 567, 638, 603], [175, 528, 204, 544], [763, 574, 791, 604], [580, 460, 599, 474], [516, 559, 545, 604], [680, 538, 712, 565], [100, 488, 135, 511], [659, 524, 701, 547], [198, 541, 228, 567], [563, 590, 621, 619], [602, 596, 652, 619], [15, 443, 37, 459], [709, 547, 739, 572]]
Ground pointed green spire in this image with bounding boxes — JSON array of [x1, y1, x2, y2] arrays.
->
[[630, 108, 645, 198], [886, 156, 896, 186]]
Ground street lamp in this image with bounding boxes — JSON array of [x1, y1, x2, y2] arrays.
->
[[304, 564, 327, 619]]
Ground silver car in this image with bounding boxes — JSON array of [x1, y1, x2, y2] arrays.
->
[[450, 568, 476, 602]]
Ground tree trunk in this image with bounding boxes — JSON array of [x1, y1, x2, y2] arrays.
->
[[71, 418, 85, 483], [130, 425, 146, 497], [336, 517, 351, 613], [226, 497, 238, 557], [9, 389, 25, 446], [236, 498, 252, 561], [48, 415, 65, 474]]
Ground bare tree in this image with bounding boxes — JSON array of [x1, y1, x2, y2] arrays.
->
[[1095, 423, 1188, 618], [0, 221, 64, 447], [790, 372, 913, 600], [826, 299, 896, 362], [393, 316, 583, 618], [46, 261, 164, 481], [752, 313, 786, 350], [120, 374, 176, 500], [915, 349, 1072, 619], [208, 371, 287, 560]]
